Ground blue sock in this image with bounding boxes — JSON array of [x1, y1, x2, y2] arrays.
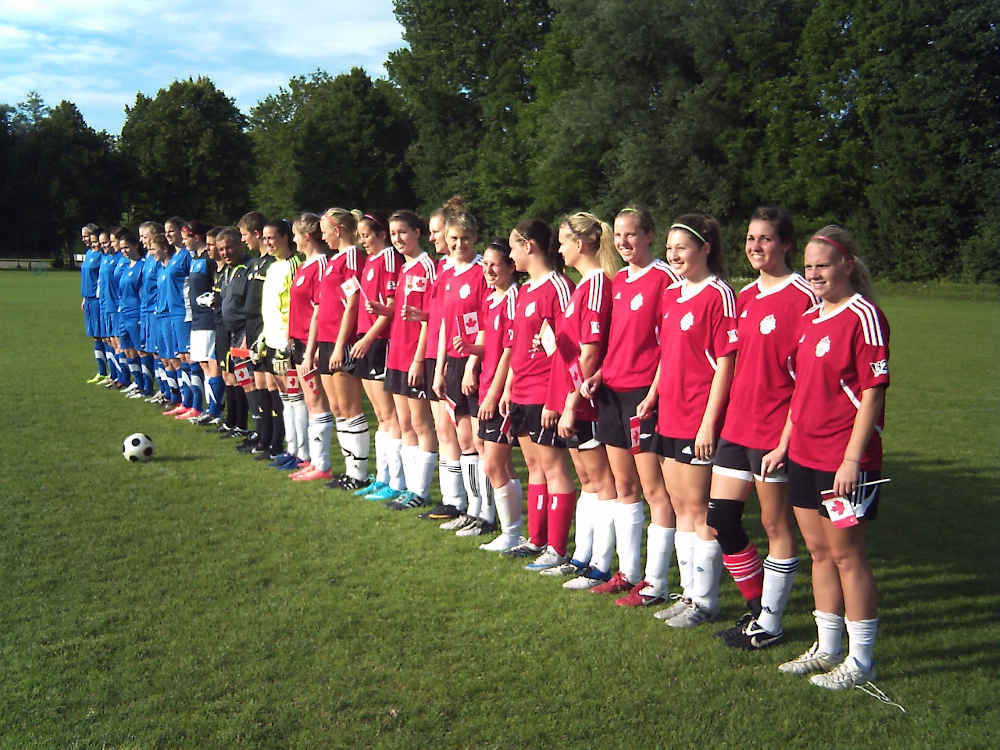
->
[[179, 363, 192, 408], [106, 351, 118, 380], [128, 357, 140, 386], [189, 363, 204, 412], [208, 376, 225, 417], [141, 355, 155, 395], [94, 341, 108, 376]]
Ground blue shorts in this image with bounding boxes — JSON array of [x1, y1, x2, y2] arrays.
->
[[119, 315, 140, 350], [100, 310, 114, 338], [83, 298, 101, 338], [168, 316, 190, 357]]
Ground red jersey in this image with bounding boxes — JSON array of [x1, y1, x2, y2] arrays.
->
[[288, 254, 326, 342], [656, 277, 738, 438], [478, 284, 517, 396], [315, 246, 363, 343], [386, 252, 438, 371], [545, 269, 612, 420], [788, 294, 890, 472], [602, 261, 681, 391], [424, 256, 453, 360], [509, 272, 575, 405], [357, 247, 401, 337], [721, 274, 818, 450], [439, 259, 489, 358]]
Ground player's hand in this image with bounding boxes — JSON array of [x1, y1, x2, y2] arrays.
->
[[833, 459, 861, 499], [760, 447, 786, 480], [478, 394, 497, 421], [635, 394, 657, 421], [580, 372, 602, 400], [557, 410, 576, 439], [329, 344, 345, 371], [541, 408, 559, 430], [403, 305, 427, 322], [694, 422, 715, 461], [407, 360, 424, 388]]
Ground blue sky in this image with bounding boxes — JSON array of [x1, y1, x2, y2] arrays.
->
[[0, 0, 406, 135]]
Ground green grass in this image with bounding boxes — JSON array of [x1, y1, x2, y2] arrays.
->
[[1, 272, 998, 749]]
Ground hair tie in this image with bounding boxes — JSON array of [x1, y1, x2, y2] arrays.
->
[[811, 234, 846, 253], [363, 213, 384, 231], [670, 222, 707, 244]]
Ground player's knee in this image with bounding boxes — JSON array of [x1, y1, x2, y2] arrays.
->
[[706, 498, 749, 554]]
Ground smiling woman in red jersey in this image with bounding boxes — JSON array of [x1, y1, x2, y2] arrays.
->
[[762, 226, 889, 691]]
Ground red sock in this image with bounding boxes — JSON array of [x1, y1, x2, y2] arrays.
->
[[722, 542, 764, 602], [546, 490, 577, 557], [527, 484, 549, 548]]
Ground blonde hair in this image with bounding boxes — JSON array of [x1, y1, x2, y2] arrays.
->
[[293, 212, 323, 243], [322, 207, 358, 245], [562, 211, 620, 278], [809, 225, 877, 302]]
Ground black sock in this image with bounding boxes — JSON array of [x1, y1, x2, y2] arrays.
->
[[269, 390, 284, 454]]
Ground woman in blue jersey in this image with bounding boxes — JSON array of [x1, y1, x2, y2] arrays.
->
[[161, 217, 194, 416], [97, 228, 125, 387], [138, 221, 164, 400], [175, 220, 213, 421], [115, 231, 146, 395], [80, 223, 108, 383]]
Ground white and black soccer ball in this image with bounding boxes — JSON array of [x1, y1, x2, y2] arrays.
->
[[122, 433, 154, 462]]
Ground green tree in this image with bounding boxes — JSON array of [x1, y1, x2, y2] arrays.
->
[[120, 77, 254, 224]]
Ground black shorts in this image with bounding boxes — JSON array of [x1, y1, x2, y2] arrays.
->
[[423, 359, 439, 402], [509, 402, 565, 449], [478, 412, 513, 445], [787, 459, 881, 521], [654, 434, 713, 465], [567, 420, 601, 451], [385, 367, 428, 399], [712, 437, 786, 483], [289, 337, 307, 367], [596, 385, 656, 451], [315, 341, 358, 377], [355, 338, 388, 381], [445, 355, 477, 417]]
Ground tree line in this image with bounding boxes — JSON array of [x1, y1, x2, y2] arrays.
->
[[1, 0, 996, 281]]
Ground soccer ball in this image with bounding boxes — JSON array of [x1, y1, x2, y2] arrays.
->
[[122, 433, 154, 462]]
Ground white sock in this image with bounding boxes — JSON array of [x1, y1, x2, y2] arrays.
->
[[675, 530, 697, 598], [415, 450, 437, 500], [814, 610, 845, 656], [400, 442, 418, 492], [570, 491, 596, 565], [643, 524, 676, 594], [477, 462, 495, 524], [590, 497, 617, 576], [460, 453, 482, 518], [289, 394, 308, 460], [493, 479, 523, 541], [338, 414, 370, 479], [757, 556, 799, 634], [614, 501, 645, 585], [308, 411, 334, 472], [440, 459, 467, 510], [845, 617, 878, 671], [387, 435, 405, 491], [374, 429, 389, 484], [280, 393, 298, 457], [691, 537, 722, 612]]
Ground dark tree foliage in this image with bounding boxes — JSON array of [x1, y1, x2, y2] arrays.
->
[[119, 77, 254, 225], [249, 68, 415, 218]]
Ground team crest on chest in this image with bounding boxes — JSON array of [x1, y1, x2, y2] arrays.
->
[[524, 301, 537, 317], [815, 335, 831, 357], [759, 314, 776, 335], [493, 316, 500, 331], [459, 283, 471, 299], [367, 268, 375, 281], [680, 311, 694, 331], [614, 292, 622, 300], [740, 309, 748, 318], [296, 276, 305, 286], [630, 293, 644, 311], [565, 302, 574, 317]]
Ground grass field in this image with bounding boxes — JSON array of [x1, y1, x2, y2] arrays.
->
[[1, 272, 997, 749]]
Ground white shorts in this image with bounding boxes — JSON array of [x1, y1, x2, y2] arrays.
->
[[190, 329, 217, 362]]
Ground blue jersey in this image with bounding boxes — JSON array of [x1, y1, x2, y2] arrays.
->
[[108, 254, 130, 310], [140, 253, 160, 314], [161, 247, 191, 317], [80, 248, 102, 297], [97, 252, 120, 312], [155, 260, 171, 314], [118, 260, 143, 315]]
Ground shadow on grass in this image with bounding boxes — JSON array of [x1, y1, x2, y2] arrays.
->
[[147, 456, 200, 463]]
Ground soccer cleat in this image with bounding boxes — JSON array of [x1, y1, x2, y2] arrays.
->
[[500, 539, 544, 558], [452, 515, 481, 534], [351, 476, 381, 496], [163, 404, 187, 416], [235, 438, 258, 454], [291, 468, 333, 482], [778, 642, 844, 676], [439, 513, 473, 531], [386, 491, 428, 511], [457, 519, 496, 537], [86, 373, 104, 384], [615, 581, 667, 607], [127, 390, 146, 399], [270, 453, 296, 468], [479, 534, 524, 553], [539, 561, 585, 577], [563, 567, 612, 590], [589, 570, 632, 595], [364, 484, 403, 501], [809, 658, 876, 690], [653, 594, 692, 620], [274, 454, 302, 470], [192, 412, 215, 425], [665, 601, 719, 629], [525, 546, 568, 572], [121, 383, 139, 394], [418, 503, 461, 521], [176, 408, 201, 420], [715, 612, 754, 640], [722, 617, 786, 651], [338, 475, 370, 491], [204, 416, 223, 426], [289, 462, 314, 478]]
